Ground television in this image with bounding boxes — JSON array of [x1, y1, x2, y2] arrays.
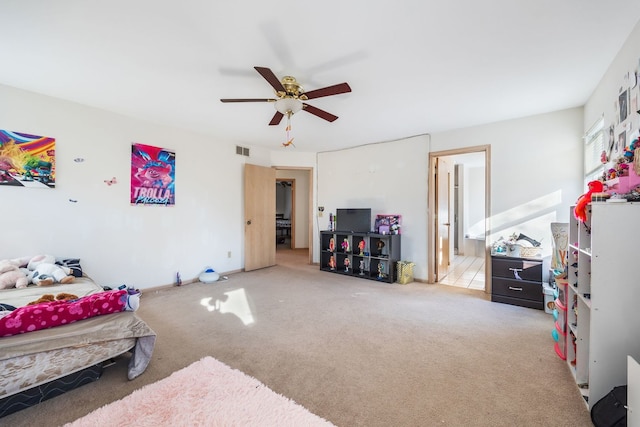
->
[[335, 208, 372, 233]]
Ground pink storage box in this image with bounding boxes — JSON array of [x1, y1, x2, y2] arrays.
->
[[605, 168, 640, 194]]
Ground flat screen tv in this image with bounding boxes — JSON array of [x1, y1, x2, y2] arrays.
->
[[335, 208, 372, 233]]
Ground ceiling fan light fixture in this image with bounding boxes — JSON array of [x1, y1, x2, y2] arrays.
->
[[274, 97, 303, 115]]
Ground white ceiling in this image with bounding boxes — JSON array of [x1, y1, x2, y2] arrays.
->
[[2, 1, 640, 153]]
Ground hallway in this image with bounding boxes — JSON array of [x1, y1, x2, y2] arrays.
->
[[438, 255, 485, 290]]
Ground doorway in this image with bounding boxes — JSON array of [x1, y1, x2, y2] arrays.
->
[[276, 179, 294, 248], [274, 167, 313, 265], [427, 145, 491, 293]]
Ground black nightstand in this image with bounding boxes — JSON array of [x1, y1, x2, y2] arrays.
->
[[491, 255, 543, 309]]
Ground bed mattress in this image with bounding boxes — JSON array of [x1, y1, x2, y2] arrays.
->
[[0, 277, 156, 415]]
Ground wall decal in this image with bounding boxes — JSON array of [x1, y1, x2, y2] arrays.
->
[[104, 177, 117, 186], [130, 143, 175, 206], [0, 130, 56, 188]]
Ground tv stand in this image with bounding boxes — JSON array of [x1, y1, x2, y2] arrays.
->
[[320, 230, 401, 283]]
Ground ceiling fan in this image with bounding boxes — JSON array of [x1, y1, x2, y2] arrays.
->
[[220, 66, 351, 126]]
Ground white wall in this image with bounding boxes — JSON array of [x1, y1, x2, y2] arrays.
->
[[0, 84, 246, 289], [4, 16, 637, 289], [431, 108, 584, 259], [317, 135, 431, 279], [464, 165, 486, 238], [585, 19, 640, 148]]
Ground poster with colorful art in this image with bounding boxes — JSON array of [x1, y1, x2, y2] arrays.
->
[[130, 143, 175, 206], [0, 130, 56, 188]]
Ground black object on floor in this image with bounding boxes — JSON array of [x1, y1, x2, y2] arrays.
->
[[0, 363, 103, 418]]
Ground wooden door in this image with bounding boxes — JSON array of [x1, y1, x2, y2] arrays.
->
[[435, 157, 452, 281], [244, 164, 276, 271]]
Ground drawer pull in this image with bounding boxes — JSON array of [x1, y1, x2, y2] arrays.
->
[[508, 286, 523, 292], [508, 268, 523, 280]]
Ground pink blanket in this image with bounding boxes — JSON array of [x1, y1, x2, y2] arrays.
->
[[0, 290, 128, 337]]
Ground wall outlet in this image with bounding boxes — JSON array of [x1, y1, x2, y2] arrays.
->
[[227, 251, 232, 258]]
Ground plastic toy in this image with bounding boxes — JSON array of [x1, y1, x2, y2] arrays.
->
[[574, 180, 604, 223], [199, 267, 220, 283]]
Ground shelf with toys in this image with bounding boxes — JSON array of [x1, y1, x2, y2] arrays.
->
[[565, 201, 640, 409], [319, 231, 401, 284]]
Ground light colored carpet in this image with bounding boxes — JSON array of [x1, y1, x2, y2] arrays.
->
[[2, 248, 593, 426], [63, 356, 334, 427]]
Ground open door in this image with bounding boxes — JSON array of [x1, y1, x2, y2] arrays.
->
[[244, 164, 276, 271], [435, 157, 452, 281], [428, 145, 490, 290]]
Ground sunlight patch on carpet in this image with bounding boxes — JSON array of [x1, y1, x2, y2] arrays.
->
[[200, 287, 255, 325]]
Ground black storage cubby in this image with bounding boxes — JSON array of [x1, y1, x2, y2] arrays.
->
[[320, 231, 400, 283]]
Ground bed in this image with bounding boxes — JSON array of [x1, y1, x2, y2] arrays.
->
[[0, 273, 156, 418]]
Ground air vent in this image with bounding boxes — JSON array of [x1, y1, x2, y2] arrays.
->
[[236, 145, 250, 157]]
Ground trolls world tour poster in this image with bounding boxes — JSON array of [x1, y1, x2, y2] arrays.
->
[[130, 143, 175, 206]]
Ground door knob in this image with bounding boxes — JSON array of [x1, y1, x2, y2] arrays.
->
[[246, 220, 251, 225]]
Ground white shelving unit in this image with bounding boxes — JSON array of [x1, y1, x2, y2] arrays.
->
[[567, 202, 640, 409], [629, 356, 639, 426]]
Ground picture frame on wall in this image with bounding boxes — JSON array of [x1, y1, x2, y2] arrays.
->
[[619, 89, 629, 123], [130, 143, 176, 206], [0, 129, 56, 188]]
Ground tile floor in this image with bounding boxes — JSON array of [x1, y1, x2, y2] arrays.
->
[[438, 255, 486, 290]]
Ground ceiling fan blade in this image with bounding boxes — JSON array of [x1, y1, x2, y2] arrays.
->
[[302, 103, 339, 122], [254, 67, 286, 93], [303, 82, 351, 100], [220, 98, 275, 103], [269, 111, 285, 126]]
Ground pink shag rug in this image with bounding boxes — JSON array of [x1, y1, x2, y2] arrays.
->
[[65, 357, 334, 427]]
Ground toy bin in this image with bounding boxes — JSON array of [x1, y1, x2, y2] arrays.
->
[[552, 321, 567, 360], [542, 283, 556, 314], [396, 261, 414, 284], [553, 307, 566, 333], [555, 278, 568, 307]]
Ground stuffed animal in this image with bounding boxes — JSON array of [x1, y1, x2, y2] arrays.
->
[[28, 293, 78, 305], [0, 259, 29, 289], [574, 180, 604, 223], [27, 255, 75, 286]]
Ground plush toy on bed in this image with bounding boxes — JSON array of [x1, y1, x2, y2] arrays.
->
[[27, 254, 75, 286], [0, 259, 30, 289], [27, 292, 79, 305]]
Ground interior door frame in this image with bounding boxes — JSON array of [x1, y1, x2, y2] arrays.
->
[[435, 156, 452, 282], [273, 166, 313, 264], [427, 144, 491, 293]]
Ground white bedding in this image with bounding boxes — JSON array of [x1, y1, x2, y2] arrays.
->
[[0, 276, 105, 308]]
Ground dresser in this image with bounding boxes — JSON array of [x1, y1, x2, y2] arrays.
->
[[491, 255, 543, 310]]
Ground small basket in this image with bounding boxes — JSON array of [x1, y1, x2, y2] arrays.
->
[[396, 261, 415, 284], [519, 246, 542, 258]]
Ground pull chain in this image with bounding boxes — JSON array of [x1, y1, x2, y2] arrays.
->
[[282, 112, 295, 148]]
